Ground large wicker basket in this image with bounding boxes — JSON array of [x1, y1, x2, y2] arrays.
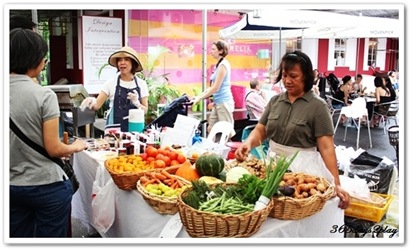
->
[[177, 184, 274, 238], [104, 159, 180, 191], [270, 175, 335, 220], [136, 174, 191, 215]]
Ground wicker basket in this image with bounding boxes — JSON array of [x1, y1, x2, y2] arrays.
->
[[136, 174, 191, 215], [177, 184, 274, 238], [104, 159, 180, 191], [270, 175, 335, 220]]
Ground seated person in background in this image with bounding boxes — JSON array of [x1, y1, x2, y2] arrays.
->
[[312, 69, 320, 95], [332, 75, 352, 108], [370, 76, 392, 127], [384, 76, 397, 101], [353, 74, 367, 96], [245, 78, 267, 119]]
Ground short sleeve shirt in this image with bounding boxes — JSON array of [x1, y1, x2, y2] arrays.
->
[[259, 91, 334, 148]]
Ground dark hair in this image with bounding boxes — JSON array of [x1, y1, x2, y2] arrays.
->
[[250, 78, 260, 89], [10, 28, 48, 74], [213, 40, 229, 57], [275, 51, 314, 92], [356, 74, 363, 79], [10, 15, 37, 30], [374, 76, 386, 88], [342, 75, 352, 84]]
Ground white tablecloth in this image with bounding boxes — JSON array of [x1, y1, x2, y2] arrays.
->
[[72, 151, 344, 238]]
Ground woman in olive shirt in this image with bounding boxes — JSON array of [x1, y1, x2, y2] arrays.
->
[[235, 51, 350, 210]]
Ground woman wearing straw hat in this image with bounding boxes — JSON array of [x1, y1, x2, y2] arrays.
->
[[81, 46, 149, 132]]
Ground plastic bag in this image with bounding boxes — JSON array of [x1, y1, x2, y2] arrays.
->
[[91, 165, 117, 234], [348, 154, 394, 194]]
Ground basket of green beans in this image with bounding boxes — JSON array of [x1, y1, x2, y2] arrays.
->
[[177, 177, 274, 238]]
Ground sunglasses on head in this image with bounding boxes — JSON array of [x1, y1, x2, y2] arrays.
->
[[286, 53, 307, 64]]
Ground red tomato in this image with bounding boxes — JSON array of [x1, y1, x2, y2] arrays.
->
[[146, 157, 155, 164], [146, 146, 158, 158], [155, 154, 164, 160], [162, 156, 171, 166], [176, 154, 187, 164], [168, 151, 178, 161], [154, 159, 166, 169], [170, 160, 180, 166], [140, 153, 148, 161]]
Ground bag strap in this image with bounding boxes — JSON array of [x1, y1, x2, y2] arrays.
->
[[10, 118, 64, 168], [245, 91, 253, 101]]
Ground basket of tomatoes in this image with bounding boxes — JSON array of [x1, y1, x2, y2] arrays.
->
[[104, 146, 188, 191]]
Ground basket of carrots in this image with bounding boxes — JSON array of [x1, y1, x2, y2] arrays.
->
[[104, 154, 180, 191], [136, 170, 191, 215], [270, 172, 335, 220]]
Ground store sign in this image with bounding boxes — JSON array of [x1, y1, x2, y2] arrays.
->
[[82, 16, 122, 94]]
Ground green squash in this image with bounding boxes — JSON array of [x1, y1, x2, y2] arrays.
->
[[195, 153, 225, 177]]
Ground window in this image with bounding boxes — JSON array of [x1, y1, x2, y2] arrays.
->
[[368, 38, 378, 67], [334, 39, 346, 66], [286, 38, 301, 52]]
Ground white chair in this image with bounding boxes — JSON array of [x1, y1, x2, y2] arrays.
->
[[207, 121, 236, 145], [334, 97, 372, 150]]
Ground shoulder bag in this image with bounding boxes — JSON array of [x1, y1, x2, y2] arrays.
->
[[10, 118, 79, 194]]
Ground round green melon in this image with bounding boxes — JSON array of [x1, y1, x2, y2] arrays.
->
[[195, 154, 225, 177]]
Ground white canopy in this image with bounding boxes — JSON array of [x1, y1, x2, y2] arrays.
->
[[219, 9, 401, 40]]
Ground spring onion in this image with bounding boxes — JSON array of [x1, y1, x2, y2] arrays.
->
[[261, 151, 299, 199]]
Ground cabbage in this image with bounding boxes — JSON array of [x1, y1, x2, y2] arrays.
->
[[226, 166, 251, 183]]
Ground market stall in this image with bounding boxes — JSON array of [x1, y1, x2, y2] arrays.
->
[[72, 150, 345, 238]]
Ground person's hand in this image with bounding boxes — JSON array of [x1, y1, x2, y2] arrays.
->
[[127, 90, 140, 107], [192, 96, 202, 105], [80, 97, 96, 110], [72, 139, 88, 152], [335, 185, 350, 209], [234, 143, 251, 162]]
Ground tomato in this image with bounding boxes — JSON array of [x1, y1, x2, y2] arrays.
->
[[158, 148, 168, 156], [168, 151, 178, 161], [170, 160, 180, 166], [146, 157, 155, 164], [162, 156, 171, 166], [154, 159, 166, 169], [155, 154, 164, 160], [176, 154, 187, 164], [146, 146, 158, 158], [140, 153, 148, 161]]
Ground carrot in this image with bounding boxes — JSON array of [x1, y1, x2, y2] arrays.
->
[[170, 182, 178, 189], [154, 178, 162, 184], [154, 173, 167, 181], [145, 172, 155, 179], [140, 176, 150, 184], [161, 170, 173, 179], [176, 179, 183, 188], [143, 179, 156, 187]]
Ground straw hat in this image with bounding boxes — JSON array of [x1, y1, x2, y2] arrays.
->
[[108, 46, 143, 72]]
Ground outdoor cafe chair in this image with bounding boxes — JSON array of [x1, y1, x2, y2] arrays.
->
[[373, 100, 399, 135], [334, 97, 372, 150]]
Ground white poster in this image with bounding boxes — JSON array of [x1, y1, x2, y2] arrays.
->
[[82, 16, 122, 94]]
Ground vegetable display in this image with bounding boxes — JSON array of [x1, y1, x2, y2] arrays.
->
[[175, 160, 201, 181], [261, 151, 298, 199], [195, 153, 225, 177], [182, 174, 265, 215]]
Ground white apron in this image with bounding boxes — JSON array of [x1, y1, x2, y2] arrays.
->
[[268, 140, 335, 185]]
